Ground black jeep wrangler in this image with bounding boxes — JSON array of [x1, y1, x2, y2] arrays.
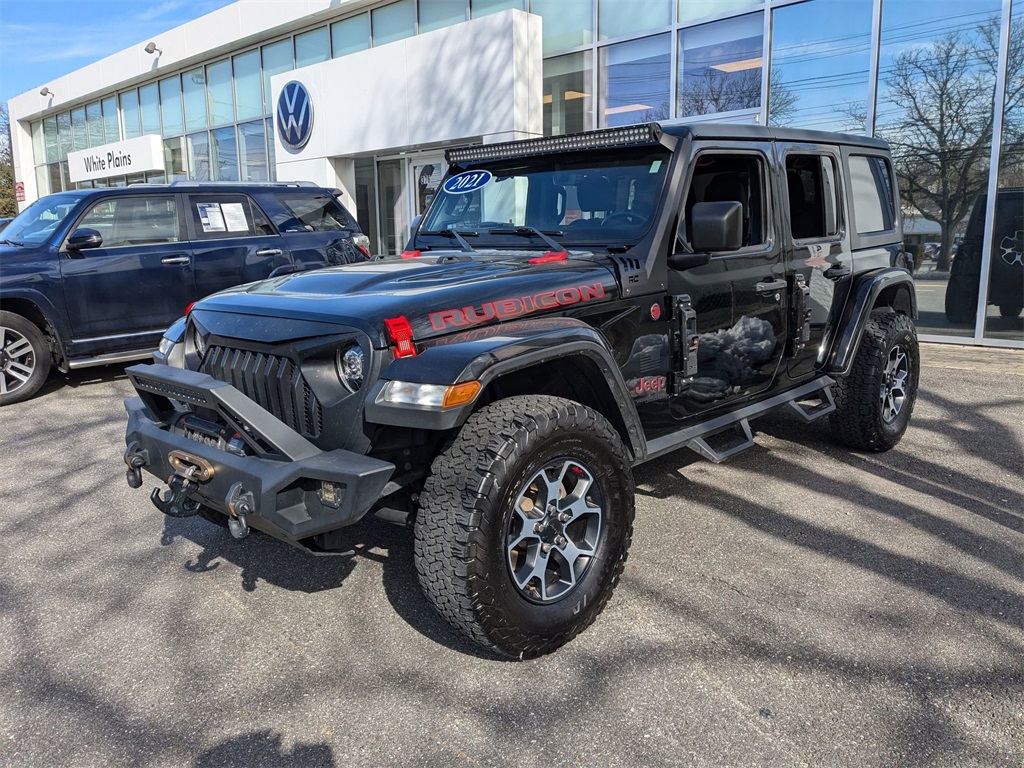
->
[[123, 123, 918, 658]]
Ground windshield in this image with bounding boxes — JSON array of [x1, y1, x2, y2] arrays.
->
[[2, 194, 83, 246], [418, 147, 670, 248]]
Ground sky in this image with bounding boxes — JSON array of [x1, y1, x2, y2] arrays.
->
[[0, 0, 235, 103]]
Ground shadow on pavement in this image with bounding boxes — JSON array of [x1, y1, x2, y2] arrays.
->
[[193, 731, 335, 768]]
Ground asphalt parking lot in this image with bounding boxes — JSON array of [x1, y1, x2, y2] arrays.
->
[[1, 343, 1021, 767]]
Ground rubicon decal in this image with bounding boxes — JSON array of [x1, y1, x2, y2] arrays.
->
[[429, 283, 607, 331]]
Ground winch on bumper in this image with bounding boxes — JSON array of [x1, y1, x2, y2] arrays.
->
[[123, 363, 394, 548]]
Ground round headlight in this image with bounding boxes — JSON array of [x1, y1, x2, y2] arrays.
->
[[337, 344, 365, 391], [190, 322, 206, 360]]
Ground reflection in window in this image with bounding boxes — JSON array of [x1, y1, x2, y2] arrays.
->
[[234, 49, 263, 120], [471, 0, 521, 18], [210, 126, 239, 181], [187, 132, 210, 181], [101, 97, 120, 144], [679, 0, 762, 25], [769, 0, 871, 131], [849, 155, 895, 234], [71, 108, 87, 152], [544, 51, 593, 136], [43, 117, 58, 163], [875, 0, 1001, 338], [372, 0, 415, 46], [56, 112, 72, 160], [139, 84, 160, 136], [677, 14, 763, 119], [159, 76, 184, 136], [207, 59, 234, 126], [332, 14, 370, 56], [598, 0, 670, 41], [261, 39, 293, 113], [183, 68, 208, 131], [984, 3, 1024, 340], [419, 0, 464, 33], [31, 120, 45, 164], [78, 197, 179, 248], [238, 121, 268, 182], [121, 90, 141, 139], [599, 34, 671, 128], [86, 103, 103, 148], [532, 0, 592, 55], [295, 27, 330, 68]]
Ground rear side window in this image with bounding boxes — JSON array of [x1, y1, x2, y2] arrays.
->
[[849, 155, 896, 234], [785, 155, 840, 240], [275, 193, 355, 232], [187, 194, 274, 240], [76, 196, 179, 248]]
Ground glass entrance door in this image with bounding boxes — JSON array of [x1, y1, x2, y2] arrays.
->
[[376, 158, 408, 255]]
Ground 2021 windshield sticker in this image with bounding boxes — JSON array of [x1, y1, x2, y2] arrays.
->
[[442, 170, 493, 195]]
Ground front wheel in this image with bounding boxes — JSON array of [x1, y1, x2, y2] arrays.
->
[[0, 311, 52, 406], [830, 310, 919, 451], [414, 395, 635, 659]]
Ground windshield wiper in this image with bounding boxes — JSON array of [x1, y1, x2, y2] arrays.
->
[[419, 228, 476, 252], [1, 239, 25, 247], [484, 226, 566, 253]]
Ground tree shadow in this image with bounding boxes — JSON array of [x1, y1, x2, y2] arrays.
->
[[193, 731, 335, 768]]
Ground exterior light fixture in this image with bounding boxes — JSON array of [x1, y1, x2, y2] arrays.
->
[[39, 87, 52, 97], [144, 42, 162, 56]]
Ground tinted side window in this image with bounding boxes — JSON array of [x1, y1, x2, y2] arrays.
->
[[785, 155, 840, 240], [849, 155, 896, 234], [77, 196, 179, 248], [187, 194, 274, 240], [275, 193, 355, 232], [684, 153, 767, 249]]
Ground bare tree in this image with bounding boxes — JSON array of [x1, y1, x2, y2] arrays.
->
[[0, 103, 18, 218], [677, 68, 787, 121], [874, 18, 1024, 271]]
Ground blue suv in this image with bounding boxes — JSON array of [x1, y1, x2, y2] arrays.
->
[[0, 181, 369, 405]]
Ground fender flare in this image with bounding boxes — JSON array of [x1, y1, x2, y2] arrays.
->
[[364, 319, 647, 460], [824, 267, 917, 377]]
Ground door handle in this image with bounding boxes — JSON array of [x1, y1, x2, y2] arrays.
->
[[160, 255, 190, 265], [755, 279, 787, 293], [256, 248, 283, 257], [824, 264, 851, 280]]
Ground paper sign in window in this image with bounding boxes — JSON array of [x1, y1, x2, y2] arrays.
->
[[221, 203, 249, 232], [196, 202, 226, 232]]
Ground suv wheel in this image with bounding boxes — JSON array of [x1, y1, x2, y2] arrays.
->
[[0, 311, 52, 406], [831, 309, 919, 452], [944, 275, 977, 324], [999, 302, 1022, 319], [414, 395, 634, 659]]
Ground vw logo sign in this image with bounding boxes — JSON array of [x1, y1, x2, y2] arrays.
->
[[277, 81, 314, 149]]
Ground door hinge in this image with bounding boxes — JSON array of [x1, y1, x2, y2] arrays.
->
[[787, 273, 811, 357], [671, 294, 699, 395]]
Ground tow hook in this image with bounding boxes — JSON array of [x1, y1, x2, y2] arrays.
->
[[225, 481, 255, 540], [149, 450, 215, 518], [123, 442, 150, 489]]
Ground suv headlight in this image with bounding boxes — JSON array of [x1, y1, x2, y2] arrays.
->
[[190, 322, 207, 361], [336, 343, 364, 391]]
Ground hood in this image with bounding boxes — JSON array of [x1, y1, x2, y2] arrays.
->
[[194, 252, 618, 347]]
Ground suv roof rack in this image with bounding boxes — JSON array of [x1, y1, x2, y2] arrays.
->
[[165, 180, 321, 188]]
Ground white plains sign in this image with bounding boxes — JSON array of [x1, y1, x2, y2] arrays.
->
[[67, 135, 164, 183]]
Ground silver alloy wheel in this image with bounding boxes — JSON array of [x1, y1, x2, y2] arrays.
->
[[506, 457, 603, 603], [879, 344, 909, 424], [0, 325, 36, 396]]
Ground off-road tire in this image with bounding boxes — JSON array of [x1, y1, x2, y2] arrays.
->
[[831, 309, 918, 451], [0, 311, 52, 406], [998, 302, 1022, 319], [414, 395, 634, 659]]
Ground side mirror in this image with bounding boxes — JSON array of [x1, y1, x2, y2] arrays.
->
[[691, 201, 742, 253], [67, 228, 103, 251]]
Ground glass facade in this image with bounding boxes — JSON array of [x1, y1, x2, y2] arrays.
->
[[22, 0, 1022, 347]]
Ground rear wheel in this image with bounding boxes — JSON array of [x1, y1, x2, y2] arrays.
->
[[0, 311, 52, 406], [414, 395, 634, 659], [999, 302, 1022, 319], [831, 310, 919, 452]]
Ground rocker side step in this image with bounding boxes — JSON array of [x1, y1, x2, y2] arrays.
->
[[787, 384, 836, 422], [685, 419, 754, 463]]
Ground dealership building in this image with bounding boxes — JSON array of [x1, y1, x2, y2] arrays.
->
[[6, 0, 1023, 348]]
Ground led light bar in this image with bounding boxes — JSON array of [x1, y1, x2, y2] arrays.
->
[[446, 123, 664, 164]]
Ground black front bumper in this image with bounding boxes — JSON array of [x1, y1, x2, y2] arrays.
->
[[124, 364, 394, 546]]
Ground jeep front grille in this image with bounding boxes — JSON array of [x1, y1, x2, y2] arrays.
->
[[200, 346, 322, 438]]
